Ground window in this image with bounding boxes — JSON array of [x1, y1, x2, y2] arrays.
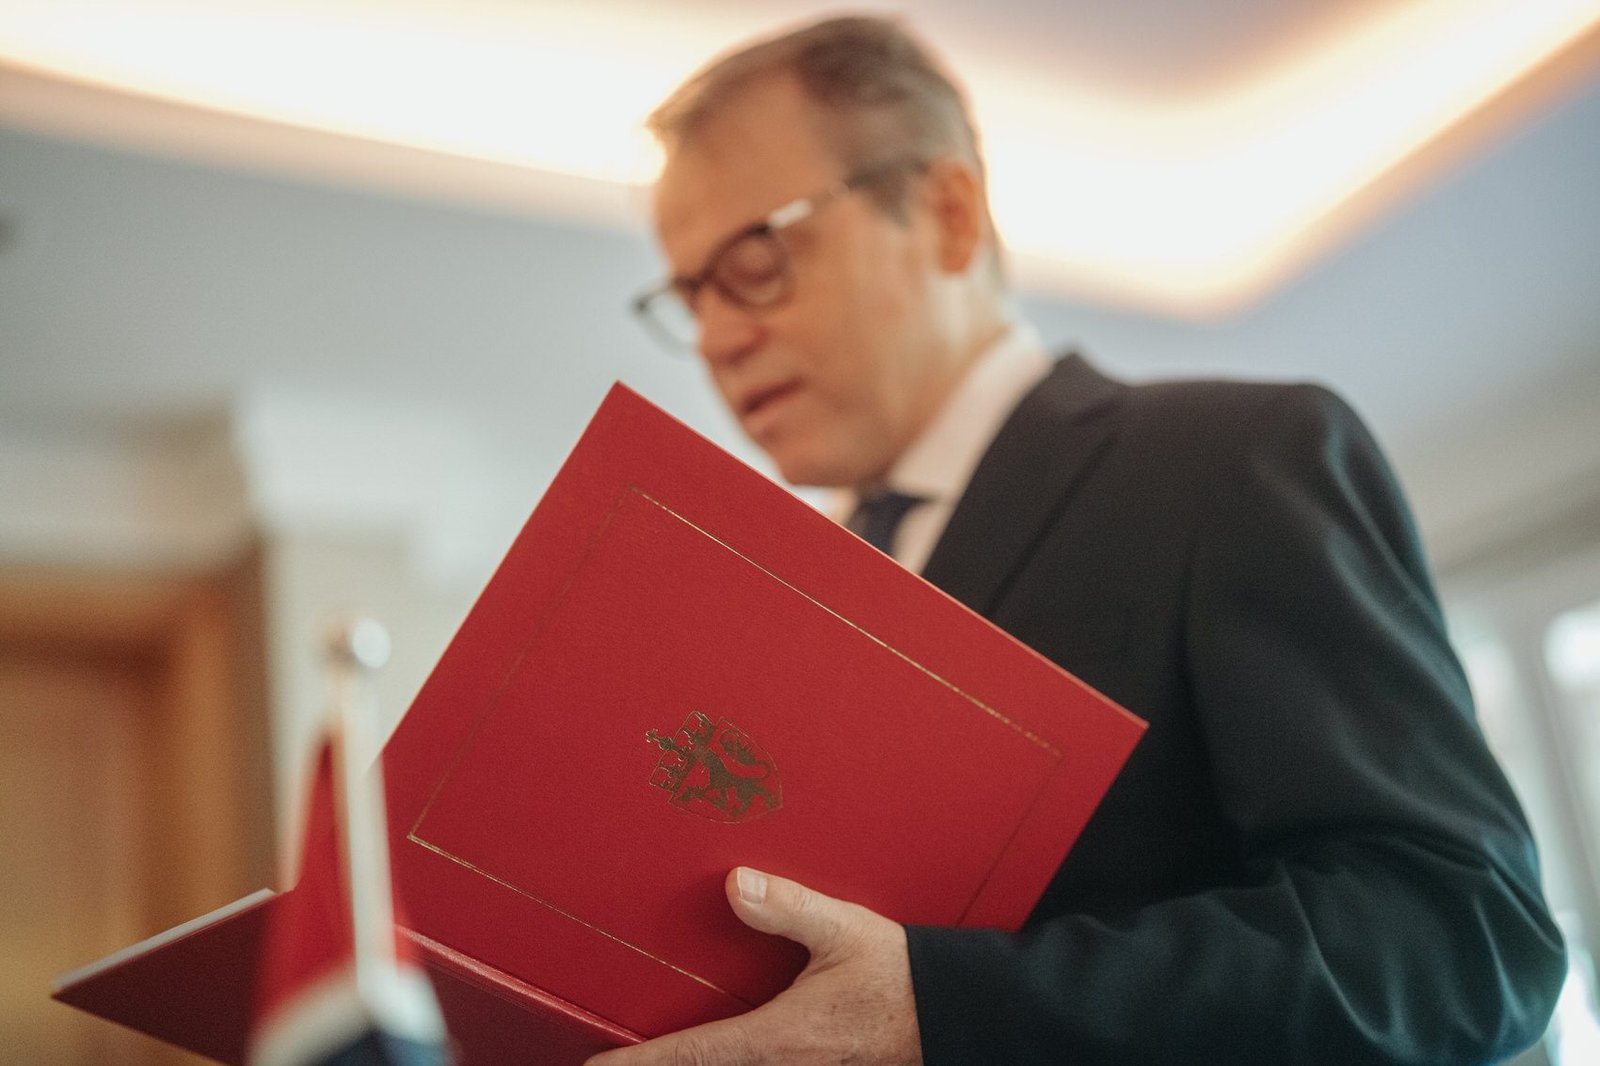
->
[[1450, 558, 1600, 1065]]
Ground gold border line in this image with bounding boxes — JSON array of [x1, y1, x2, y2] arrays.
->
[[407, 834, 752, 1005], [631, 487, 1061, 757], [408, 488, 633, 839]]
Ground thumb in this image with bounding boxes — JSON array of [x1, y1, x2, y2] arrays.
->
[[725, 867, 865, 963]]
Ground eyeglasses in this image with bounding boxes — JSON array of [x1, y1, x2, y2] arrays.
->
[[631, 157, 924, 352]]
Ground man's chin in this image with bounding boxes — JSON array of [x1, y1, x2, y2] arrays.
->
[[769, 447, 881, 492], [772, 460, 835, 489]]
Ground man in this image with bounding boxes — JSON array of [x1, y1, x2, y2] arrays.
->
[[596, 15, 1565, 1066]]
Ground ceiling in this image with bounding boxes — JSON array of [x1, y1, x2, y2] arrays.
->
[[1, 1, 1598, 574]]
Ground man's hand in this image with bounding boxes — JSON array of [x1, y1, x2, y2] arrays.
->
[[584, 867, 922, 1066]]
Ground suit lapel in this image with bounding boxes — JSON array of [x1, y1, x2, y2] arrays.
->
[[920, 354, 1125, 616]]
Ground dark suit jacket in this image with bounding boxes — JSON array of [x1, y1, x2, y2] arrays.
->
[[903, 355, 1565, 1064]]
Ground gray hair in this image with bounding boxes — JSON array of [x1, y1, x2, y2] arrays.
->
[[647, 15, 986, 217]]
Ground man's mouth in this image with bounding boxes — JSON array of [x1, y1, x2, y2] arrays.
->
[[740, 381, 801, 422]]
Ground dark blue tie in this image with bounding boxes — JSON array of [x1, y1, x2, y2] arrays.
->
[[846, 490, 924, 556]]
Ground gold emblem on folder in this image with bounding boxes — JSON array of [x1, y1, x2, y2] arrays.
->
[[646, 711, 781, 823]]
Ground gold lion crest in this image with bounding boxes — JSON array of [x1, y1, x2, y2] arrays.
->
[[646, 711, 781, 823]]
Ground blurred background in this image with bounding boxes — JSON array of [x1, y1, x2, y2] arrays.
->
[[2, 1, 1598, 1062]]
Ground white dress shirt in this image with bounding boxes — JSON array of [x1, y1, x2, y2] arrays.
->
[[835, 323, 1053, 572]]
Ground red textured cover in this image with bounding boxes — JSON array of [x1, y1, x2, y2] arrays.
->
[[54, 384, 1144, 1063]]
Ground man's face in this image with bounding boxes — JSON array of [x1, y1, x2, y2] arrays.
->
[[652, 77, 957, 489]]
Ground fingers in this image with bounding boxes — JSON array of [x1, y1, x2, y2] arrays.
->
[[724, 867, 868, 963], [586, 871, 919, 1066]]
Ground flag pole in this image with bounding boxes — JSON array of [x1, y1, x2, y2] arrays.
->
[[245, 615, 446, 1066], [323, 616, 400, 999]]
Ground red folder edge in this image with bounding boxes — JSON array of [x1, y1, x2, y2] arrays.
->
[[52, 890, 642, 1065]]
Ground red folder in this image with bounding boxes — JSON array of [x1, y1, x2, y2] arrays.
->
[[55, 384, 1145, 1063]]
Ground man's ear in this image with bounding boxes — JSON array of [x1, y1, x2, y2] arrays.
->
[[921, 158, 987, 274]]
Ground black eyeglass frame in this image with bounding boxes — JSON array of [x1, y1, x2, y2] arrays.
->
[[631, 156, 928, 351]]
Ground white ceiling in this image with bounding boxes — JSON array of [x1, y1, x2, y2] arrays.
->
[[0, 1, 1597, 573]]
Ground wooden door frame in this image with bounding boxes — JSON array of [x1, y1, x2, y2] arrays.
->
[[0, 550, 276, 930]]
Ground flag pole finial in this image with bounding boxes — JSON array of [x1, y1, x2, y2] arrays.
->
[[323, 614, 392, 673]]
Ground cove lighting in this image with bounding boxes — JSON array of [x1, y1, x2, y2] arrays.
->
[[0, 0, 1595, 315]]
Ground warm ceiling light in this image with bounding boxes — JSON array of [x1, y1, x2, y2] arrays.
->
[[979, 0, 1600, 311], [1, 0, 1595, 316], [0, 0, 690, 183]]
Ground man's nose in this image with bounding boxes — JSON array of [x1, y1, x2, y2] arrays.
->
[[695, 288, 763, 366]]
